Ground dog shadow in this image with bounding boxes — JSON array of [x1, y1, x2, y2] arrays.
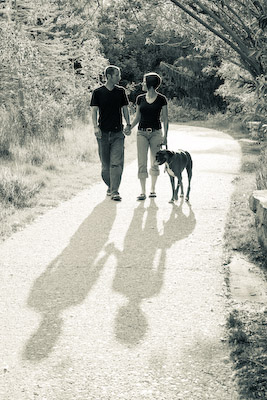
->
[[112, 199, 196, 347], [23, 198, 117, 362]]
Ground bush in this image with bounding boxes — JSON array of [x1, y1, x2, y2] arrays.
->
[[0, 169, 44, 208], [0, 106, 20, 158], [256, 144, 267, 190], [167, 98, 208, 122]]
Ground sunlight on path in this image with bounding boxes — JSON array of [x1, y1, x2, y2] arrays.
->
[[0, 125, 241, 400]]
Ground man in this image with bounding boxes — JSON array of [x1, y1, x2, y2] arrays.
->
[[90, 65, 131, 201]]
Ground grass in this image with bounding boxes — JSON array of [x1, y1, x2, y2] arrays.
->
[[0, 120, 137, 241], [227, 309, 267, 399], [189, 115, 267, 399], [187, 115, 266, 266], [256, 144, 267, 190], [0, 168, 44, 208]]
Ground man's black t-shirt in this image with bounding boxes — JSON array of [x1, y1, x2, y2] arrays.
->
[[136, 93, 167, 130], [90, 85, 129, 132]]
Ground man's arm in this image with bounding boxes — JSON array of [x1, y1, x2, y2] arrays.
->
[[91, 106, 101, 138]]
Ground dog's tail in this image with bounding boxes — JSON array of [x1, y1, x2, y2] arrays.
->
[[185, 151, 193, 179]]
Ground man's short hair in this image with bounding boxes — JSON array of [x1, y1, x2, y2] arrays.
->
[[145, 72, 162, 89], [104, 65, 120, 78]]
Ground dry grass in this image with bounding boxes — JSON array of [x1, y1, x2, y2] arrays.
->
[[227, 309, 267, 400], [187, 117, 267, 399], [0, 120, 137, 241], [223, 139, 265, 266]]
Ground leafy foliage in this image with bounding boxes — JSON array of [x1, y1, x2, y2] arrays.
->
[[122, 0, 267, 119], [227, 309, 267, 399], [0, 0, 107, 145], [96, 0, 225, 111], [97, 0, 191, 84]]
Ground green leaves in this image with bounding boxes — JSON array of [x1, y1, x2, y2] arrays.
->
[[0, 0, 107, 143]]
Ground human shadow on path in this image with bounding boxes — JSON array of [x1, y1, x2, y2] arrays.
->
[[112, 199, 196, 347], [23, 198, 117, 362]]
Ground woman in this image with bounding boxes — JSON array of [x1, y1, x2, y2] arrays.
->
[[130, 72, 168, 200]]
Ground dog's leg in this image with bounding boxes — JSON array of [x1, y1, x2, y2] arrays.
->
[[185, 153, 193, 201], [174, 174, 183, 200], [179, 176, 184, 198], [169, 175, 175, 203]]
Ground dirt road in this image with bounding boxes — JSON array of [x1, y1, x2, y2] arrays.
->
[[0, 125, 241, 399]]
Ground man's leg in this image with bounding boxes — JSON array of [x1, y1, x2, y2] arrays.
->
[[97, 135, 111, 189], [109, 133, 125, 195]]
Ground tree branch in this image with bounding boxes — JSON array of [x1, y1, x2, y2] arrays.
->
[[221, 0, 255, 44], [168, 0, 262, 77], [193, 0, 251, 51]]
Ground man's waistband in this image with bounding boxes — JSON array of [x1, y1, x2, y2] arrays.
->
[[101, 129, 122, 133]]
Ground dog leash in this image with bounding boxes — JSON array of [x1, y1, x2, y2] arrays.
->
[[159, 142, 168, 173], [160, 143, 168, 150]]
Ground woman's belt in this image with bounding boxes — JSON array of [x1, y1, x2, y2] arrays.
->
[[138, 127, 160, 132]]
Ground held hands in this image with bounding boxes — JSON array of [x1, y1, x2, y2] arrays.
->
[[124, 124, 132, 136]]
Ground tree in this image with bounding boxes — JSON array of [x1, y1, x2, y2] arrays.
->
[[122, 0, 266, 117], [138, 0, 266, 80], [169, 0, 266, 79], [0, 0, 107, 143], [96, 0, 191, 85]]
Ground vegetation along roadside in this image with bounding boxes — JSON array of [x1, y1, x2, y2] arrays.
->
[[195, 117, 267, 400]]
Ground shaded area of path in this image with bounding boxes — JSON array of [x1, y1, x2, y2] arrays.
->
[[0, 125, 241, 399], [23, 199, 118, 362], [112, 200, 196, 346]]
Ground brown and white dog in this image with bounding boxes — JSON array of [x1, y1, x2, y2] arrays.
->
[[155, 149, 193, 203]]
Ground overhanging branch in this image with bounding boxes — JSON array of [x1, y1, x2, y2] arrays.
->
[[169, 0, 262, 77]]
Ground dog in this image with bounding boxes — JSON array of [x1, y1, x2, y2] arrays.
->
[[155, 149, 193, 203]]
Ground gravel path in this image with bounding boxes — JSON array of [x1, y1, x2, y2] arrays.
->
[[0, 125, 241, 399]]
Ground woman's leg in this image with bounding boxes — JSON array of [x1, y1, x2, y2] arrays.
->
[[149, 130, 162, 193], [150, 175, 158, 193], [137, 132, 149, 195]]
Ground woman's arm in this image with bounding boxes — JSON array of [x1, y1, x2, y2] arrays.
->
[[130, 105, 141, 130], [161, 104, 169, 145]]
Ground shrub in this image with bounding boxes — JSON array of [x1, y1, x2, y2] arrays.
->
[[0, 169, 44, 208], [256, 144, 267, 190], [167, 98, 208, 122], [0, 106, 20, 158]]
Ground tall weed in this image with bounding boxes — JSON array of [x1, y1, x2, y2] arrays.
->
[[256, 144, 267, 190], [61, 120, 98, 162], [0, 106, 20, 158], [167, 98, 208, 122], [0, 168, 44, 208]]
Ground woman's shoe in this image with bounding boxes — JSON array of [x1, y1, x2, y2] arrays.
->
[[137, 194, 146, 201], [149, 192, 156, 198]]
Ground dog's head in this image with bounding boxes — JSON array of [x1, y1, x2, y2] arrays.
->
[[155, 150, 173, 165]]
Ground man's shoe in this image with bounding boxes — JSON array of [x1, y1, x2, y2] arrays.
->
[[107, 188, 111, 196], [111, 193, 122, 201]]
